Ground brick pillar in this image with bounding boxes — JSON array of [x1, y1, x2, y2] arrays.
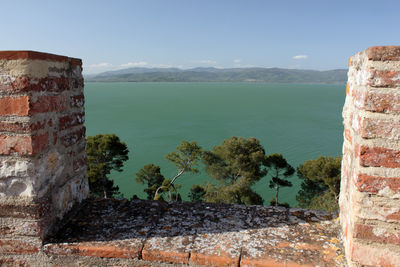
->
[[0, 51, 88, 253], [340, 46, 400, 266]]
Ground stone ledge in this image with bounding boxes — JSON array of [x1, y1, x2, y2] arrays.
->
[[39, 198, 345, 267]]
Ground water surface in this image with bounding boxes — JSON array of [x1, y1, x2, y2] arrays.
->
[[85, 82, 345, 206]]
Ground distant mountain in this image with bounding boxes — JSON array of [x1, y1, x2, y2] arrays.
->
[[85, 67, 347, 84]]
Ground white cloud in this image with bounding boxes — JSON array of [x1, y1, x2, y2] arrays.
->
[[233, 59, 241, 63], [120, 61, 148, 67], [193, 59, 217, 65], [293, 55, 308, 60], [88, 62, 112, 68]]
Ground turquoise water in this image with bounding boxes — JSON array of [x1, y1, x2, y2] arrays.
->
[[84, 82, 345, 206]]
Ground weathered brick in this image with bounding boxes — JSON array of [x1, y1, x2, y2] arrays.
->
[[344, 129, 352, 144], [351, 242, 400, 267], [0, 96, 29, 116], [360, 146, 400, 168], [0, 51, 81, 66], [0, 120, 46, 133], [361, 117, 400, 140], [0, 133, 48, 155], [142, 249, 190, 265], [355, 173, 400, 194], [30, 95, 67, 114], [365, 91, 400, 113], [354, 224, 400, 246], [44, 241, 141, 258], [59, 113, 85, 130], [60, 127, 85, 147], [73, 156, 86, 171], [0, 201, 49, 219], [1, 77, 71, 93], [368, 70, 400, 88], [70, 94, 84, 108], [367, 46, 400, 61], [190, 252, 238, 267], [0, 238, 40, 254]]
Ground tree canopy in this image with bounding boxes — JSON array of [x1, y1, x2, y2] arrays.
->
[[135, 163, 165, 200], [264, 153, 295, 206], [86, 134, 129, 199], [153, 140, 202, 201], [201, 136, 267, 205], [296, 155, 341, 212]]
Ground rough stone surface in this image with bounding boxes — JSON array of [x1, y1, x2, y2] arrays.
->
[[39, 198, 345, 267], [340, 46, 400, 267]]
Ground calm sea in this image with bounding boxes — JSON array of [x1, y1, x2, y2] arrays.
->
[[84, 82, 345, 206]]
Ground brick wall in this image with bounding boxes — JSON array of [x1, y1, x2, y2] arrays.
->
[[0, 51, 88, 253], [340, 46, 400, 266]]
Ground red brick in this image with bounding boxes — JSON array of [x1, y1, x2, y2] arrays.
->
[[31, 133, 49, 154], [344, 129, 352, 144], [70, 94, 85, 108], [360, 146, 400, 168], [354, 224, 400, 246], [367, 46, 400, 61], [0, 133, 48, 155], [190, 252, 238, 267], [0, 120, 46, 133], [368, 70, 400, 88], [61, 127, 85, 147], [241, 257, 313, 267], [0, 238, 40, 254], [0, 96, 29, 116], [0, 257, 29, 267], [142, 249, 190, 265], [0, 51, 82, 66], [355, 173, 400, 193], [0, 199, 50, 219], [1, 77, 71, 93], [29, 95, 67, 114], [361, 117, 400, 139], [73, 156, 86, 171], [44, 242, 141, 258], [351, 242, 400, 267], [59, 112, 85, 130], [366, 92, 400, 113]]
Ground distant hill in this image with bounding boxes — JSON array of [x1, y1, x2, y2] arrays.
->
[[85, 67, 347, 84]]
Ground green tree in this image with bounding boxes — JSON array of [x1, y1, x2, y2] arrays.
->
[[86, 134, 129, 199], [154, 140, 202, 201], [264, 153, 295, 206], [296, 155, 342, 212], [188, 185, 206, 202], [202, 136, 267, 205], [135, 164, 165, 200]]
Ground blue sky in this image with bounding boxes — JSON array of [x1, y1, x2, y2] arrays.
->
[[1, 0, 399, 74]]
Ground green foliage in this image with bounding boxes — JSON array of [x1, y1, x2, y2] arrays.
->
[[188, 185, 206, 202], [135, 164, 165, 200], [154, 179, 182, 201], [153, 140, 202, 201], [307, 190, 338, 212], [264, 153, 295, 206], [86, 134, 129, 199], [269, 198, 291, 208], [165, 140, 203, 174], [296, 155, 342, 212], [202, 136, 267, 205]]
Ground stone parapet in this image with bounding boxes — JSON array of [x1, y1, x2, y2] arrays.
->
[[0, 198, 346, 267], [340, 46, 400, 266]]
